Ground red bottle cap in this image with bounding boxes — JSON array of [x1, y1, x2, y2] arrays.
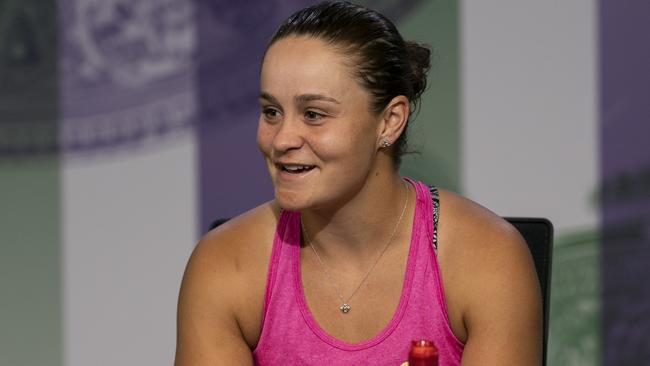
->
[[408, 340, 438, 366]]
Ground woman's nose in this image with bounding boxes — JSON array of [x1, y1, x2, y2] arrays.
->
[[272, 116, 304, 153]]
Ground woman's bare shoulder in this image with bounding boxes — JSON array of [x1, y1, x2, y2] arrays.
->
[[179, 200, 281, 348], [201, 200, 281, 252], [190, 200, 281, 285], [436, 188, 525, 255], [176, 201, 281, 359], [435, 188, 541, 350], [436, 188, 533, 288]]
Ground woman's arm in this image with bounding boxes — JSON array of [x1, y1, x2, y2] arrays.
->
[[174, 235, 254, 365], [437, 190, 543, 365], [459, 223, 543, 365]]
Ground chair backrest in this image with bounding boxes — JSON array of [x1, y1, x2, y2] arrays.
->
[[504, 217, 554, 366], [209, 216, 554, 364]]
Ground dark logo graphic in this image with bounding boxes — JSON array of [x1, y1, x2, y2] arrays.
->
[[0, 0, 60, 156]]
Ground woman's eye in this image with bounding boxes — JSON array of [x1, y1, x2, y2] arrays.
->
[[262, 107, 281, 120], [304, 110, 325, 121]]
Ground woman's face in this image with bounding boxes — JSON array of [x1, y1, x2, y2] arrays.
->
[[257, 36, 383, 211]]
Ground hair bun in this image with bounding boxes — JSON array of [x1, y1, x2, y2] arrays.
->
[[405, 41, 431, 102]]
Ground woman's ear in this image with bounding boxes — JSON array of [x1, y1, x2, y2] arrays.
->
[[377, 95, 410, 148]]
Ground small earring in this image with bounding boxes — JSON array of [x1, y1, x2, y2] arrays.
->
[[380, 139, 391, 148]]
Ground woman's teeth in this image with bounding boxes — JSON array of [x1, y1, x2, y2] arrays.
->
[[282, 165, 315, 173]]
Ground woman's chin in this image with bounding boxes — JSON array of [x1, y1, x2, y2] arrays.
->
[[274, 190, 310, 212]]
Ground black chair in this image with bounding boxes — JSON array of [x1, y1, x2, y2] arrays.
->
[[209, 216, 553, 364], [504, 217, 553, 366], [209, 218, 230, 230]]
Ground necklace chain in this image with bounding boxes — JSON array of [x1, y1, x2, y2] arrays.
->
[[301, 181, 409, 314]]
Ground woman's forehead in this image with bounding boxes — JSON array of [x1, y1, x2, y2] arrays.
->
[[263, 37, 350, 76], [261, 37, 363, 102]]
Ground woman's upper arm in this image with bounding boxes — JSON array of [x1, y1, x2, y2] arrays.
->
[[458, 222, 543, 366], [174, 234, 254, 366]]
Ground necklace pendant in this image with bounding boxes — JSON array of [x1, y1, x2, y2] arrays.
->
[[340, 303, 351, 313]]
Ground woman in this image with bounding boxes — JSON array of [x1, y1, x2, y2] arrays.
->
[[175, 2, 542, 365]]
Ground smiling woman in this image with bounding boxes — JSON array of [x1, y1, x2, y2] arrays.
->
[[257, 34, 394, 212], [175, 2, 542, 366]]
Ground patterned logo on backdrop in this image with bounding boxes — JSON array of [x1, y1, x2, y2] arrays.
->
[[60, 0, 196, 154], [64, 0, 194, 89], [0, 0, 196, 156]]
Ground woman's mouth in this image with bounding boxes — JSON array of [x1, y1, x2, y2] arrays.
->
[[279, 164, 316, 174]]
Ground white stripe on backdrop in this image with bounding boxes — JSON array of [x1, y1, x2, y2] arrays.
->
[[62, 135, 197, 366], [460, 0, 599, 232]]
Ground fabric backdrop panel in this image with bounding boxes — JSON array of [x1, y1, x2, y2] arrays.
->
[[460, 0, 598, 232], [196, 0, 313, 232], [0, 160, 63, 366], [460, 1, 600, 365], [59, 0, 199, 365], [397, 0, 461, 191], [0, 0, 62, 364], [600, 0, 650, 364], [62, 140, 197, 366]]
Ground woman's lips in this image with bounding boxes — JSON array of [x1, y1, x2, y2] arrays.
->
[[275, 163, 316, 181]]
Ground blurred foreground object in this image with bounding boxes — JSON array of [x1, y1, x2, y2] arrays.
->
[[408, 340, 438, 366]]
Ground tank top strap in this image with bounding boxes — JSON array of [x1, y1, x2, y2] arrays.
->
[[404, 178, 439, 252], [260, 209, 299, 325], [428, 185, 440, 251]]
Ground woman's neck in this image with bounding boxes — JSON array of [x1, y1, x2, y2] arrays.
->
[[300, 172, 412, 263]]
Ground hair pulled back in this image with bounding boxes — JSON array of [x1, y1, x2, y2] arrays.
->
[[267, 1, 431, 166]]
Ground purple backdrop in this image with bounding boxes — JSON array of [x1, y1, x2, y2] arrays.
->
[[600, 0, 650, 363], [196, 0, 313, 232]]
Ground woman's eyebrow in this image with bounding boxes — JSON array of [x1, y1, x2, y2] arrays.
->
[[259, 92, 341, 105], [259, 92, 279, 104], [295, 94, 340, 105]]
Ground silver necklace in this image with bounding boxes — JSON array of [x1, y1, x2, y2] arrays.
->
[[301, 182, 409, 314]]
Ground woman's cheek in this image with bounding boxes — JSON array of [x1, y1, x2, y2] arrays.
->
[[315, 130, 355, 159]]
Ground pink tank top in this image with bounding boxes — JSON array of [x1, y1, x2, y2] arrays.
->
[[253, 180, 464, 365]]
